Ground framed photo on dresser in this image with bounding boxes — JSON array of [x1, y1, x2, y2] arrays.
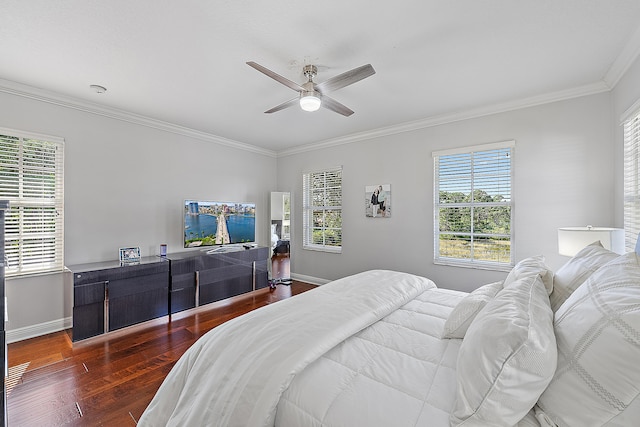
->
[[119, 247, 141, 264]]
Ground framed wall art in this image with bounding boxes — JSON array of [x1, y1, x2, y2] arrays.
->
[[365, 184, 391, 218]]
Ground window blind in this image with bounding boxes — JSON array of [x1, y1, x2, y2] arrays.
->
[[302, 166, 342, 252], [0, 129, 64, 276], [433, 141, 514, 268], [624, 109, 640, 251]]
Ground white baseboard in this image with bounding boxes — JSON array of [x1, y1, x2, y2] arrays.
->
[[7, 317, 72, 344], [290, 272, 330, 286]]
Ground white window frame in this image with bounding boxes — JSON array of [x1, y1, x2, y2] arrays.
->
[[302, 166, 342, 253], [432, 141, 514, 271], [623, 101, 640, 251], [0, 127, 65, 277]]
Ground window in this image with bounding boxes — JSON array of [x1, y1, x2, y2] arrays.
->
[[433, 141, 514, 269], [302, 166, 342, 253], [0, 128, 64, 276], [624, 106, 640, 251]]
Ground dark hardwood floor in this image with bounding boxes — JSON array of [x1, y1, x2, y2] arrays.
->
[[7, 281, 317, 426]]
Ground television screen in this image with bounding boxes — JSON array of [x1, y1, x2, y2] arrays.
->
[[184, 200, 256, 248]]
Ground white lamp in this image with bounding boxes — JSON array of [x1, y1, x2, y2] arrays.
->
[[299, 92, 321, 112], [558, 226, 625, 257]]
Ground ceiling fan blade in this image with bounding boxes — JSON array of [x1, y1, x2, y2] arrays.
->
[[247, 61, 304, 92], [315, 64, 375, 94], [264, 97, 299, 114], [321, 95, 354, 117]]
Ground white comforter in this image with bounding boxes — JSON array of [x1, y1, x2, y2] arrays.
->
[[138, 270, 435, 427], [275, 287, 541, 427], [276, 286, 466, 426]]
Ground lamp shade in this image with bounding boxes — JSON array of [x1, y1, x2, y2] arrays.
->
[[558, 226, 625, 257]]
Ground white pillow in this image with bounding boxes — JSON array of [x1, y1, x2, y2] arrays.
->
[[451, 275, 557, 426], [537, 252, 640, 426], [549, 241, 618, 312], [504, 254, 554, 295], [441, 281, 503, 339]]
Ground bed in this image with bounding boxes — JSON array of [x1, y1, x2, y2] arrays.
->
[[138, 242, 640, 427]]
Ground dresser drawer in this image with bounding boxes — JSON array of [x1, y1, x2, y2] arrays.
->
[[73, 262, 169, 286], [171, 272, 196, 291], [108, 272, 169, 299], [74, 281, 105, 306]]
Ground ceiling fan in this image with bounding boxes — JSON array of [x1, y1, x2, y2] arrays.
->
[[246, 61, 375, 116]]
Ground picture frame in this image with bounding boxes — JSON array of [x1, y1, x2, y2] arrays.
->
[[119, 247, 141, 264], [365, 184, 391, 218]]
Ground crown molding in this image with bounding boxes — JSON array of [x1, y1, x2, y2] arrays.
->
[[604, 25, 640, 88], [0, 79, 277, 158], [0, 77, 613, 160], [277, 80, 611, 157]]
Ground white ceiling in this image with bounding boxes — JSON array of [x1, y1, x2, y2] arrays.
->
[[2, 1, 640, 154]]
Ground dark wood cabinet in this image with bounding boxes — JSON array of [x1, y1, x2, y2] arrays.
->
[[69, 246, 269, 341], [166, 246, 269, 314], [108, 271, 169, 330], [69, 257, 169, 342], [72, 281, 106, 341]]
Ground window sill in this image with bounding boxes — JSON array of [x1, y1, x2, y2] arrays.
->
[[6, 267, 69, 280], [303, 245, 342, 254], [434, 258, 513, 273]]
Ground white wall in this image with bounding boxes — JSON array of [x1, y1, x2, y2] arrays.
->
[[278, 92, 616, 292], [0, 90, 277, 339]]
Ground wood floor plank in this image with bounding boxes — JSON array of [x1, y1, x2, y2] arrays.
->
[[7, 281, 316, 426], [18, 357, 82, 385]]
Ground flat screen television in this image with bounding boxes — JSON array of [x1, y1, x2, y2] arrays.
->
[[184, 200, 256, 248]]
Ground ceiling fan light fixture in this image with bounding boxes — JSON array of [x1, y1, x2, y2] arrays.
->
[[247, 61, 374, 116], [299, 93, 321, 112]]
